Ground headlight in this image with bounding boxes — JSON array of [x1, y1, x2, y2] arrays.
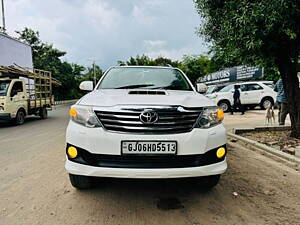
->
[[69, 105, 102, 128], [195, 106, 224, 128]]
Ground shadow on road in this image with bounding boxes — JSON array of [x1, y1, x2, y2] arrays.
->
[[74, 177, 216, 211]]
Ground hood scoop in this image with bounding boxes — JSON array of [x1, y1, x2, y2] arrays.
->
[[128, 90, 166, 95]]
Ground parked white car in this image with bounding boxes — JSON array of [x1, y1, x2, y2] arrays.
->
[[65, 66, 227, 190], [206, 81, 276, 112]]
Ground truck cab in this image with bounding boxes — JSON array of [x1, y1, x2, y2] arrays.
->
[[0, 78, 28, 122], [0, 66, 60, 125]]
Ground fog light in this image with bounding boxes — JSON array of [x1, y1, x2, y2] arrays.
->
[[216, 147, 226, 158], [67, 146, 78, 158]]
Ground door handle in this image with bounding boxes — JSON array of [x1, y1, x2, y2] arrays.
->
[[22, 96, 25, 98]]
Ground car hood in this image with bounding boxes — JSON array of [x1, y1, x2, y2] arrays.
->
[[78, 89, 215, 108]]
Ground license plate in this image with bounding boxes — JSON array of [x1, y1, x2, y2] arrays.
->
[[121, 141, 177, 155]]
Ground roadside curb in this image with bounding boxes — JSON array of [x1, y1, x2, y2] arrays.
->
[[233, 126, 291, 135], [227, 132, 300, 165]]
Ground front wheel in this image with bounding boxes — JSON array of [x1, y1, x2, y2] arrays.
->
[[69, 174, 93, 189], [14, 110, 25, 125], [196, 175, 220, 190], [218, 101, 230, 112]]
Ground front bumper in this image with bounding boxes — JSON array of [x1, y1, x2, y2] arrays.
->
[[65, 158, 227, 179], [65, 121, 227, 178], [0, 113, 11, 121], [66, 120, 227, 155]]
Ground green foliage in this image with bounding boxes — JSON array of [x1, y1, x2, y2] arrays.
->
[[194, 0, 300, 72], [195, 0, 300, 137], [80, 65, 103, 83], [181, 55, 216, 84], [119, 55, 182, 67]]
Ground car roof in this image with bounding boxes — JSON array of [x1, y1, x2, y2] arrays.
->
[[221, 81, 273, 86]]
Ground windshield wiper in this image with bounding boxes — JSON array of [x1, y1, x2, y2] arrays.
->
[[115, 84, 154, 89], [150, 85, 177, 90]]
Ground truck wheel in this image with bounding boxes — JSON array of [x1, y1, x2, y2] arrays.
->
[[39, 107, 48, 119], [69, 174, 93, 189], [15, 110, 25, 125], [218, 100, 230, 112], [196, 175, 220, 190]]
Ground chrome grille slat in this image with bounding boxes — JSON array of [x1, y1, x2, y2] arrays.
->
[[100, 118, 196, 126], [94, 106, 202, 134], [104, 124, 192, 131]]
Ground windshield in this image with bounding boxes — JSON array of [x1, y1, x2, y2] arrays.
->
[[206, 85, 225, 94], [0, 80, 10, 96], [263, 82, 274, 89], [98, 67, 193, 91], [219, 84, 233, 92], [206, 86, 216, 94]]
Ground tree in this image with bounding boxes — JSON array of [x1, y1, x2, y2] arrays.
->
[[195, 0, 300, 138], [182, 55, 216, 84], [81, 64, 103, 83], [16, 28, 86, 100]]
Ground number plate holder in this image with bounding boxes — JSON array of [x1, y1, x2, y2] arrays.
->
[[121, 141, 177, 155]]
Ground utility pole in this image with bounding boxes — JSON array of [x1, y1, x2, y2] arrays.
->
[[1, 0, 5, 32], [93, 61, 96, 87]]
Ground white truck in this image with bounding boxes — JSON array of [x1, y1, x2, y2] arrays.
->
[[0, 66, 60, 124], [65, 66, 227, 190]]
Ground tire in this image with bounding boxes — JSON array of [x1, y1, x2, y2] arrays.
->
[[14, 110, 25, 125], [39, 107, 48, 119], [260, 97, 274, 110], [196, 175, 220, 190], [69, 174, 93, 189], [218, 100, 230, 112]]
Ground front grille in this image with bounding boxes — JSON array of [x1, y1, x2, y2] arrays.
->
[[94, 106, 202, 134]]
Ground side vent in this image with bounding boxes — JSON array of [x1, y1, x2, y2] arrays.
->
[[128, 90, 166, 95]]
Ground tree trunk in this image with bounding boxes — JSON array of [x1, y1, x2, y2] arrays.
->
[[277, 60, 300, 139]]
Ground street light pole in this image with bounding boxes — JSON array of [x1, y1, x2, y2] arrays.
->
[[93, 61, 96, 87], [1, 0, 5, 32]]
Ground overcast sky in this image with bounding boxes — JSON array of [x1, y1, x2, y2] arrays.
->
[[4, 0, 208, 69]]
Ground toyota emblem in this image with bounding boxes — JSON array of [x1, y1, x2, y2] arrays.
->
[[139, 110, 158, 124]]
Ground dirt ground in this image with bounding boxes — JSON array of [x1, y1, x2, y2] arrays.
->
[[240, 130, 300, 155], [0, 105, 300, 225]]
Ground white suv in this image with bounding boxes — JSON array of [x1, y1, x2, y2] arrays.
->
[[65, 66, 227, 189], [206, 81, 276, 112]]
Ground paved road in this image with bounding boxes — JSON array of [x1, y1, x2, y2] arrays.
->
[[0, 105, 299, 225]]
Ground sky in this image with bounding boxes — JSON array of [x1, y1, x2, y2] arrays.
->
[[4, 0, 208, 69]]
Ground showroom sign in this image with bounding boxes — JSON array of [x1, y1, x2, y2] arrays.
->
[[197, 66, 263, 85]]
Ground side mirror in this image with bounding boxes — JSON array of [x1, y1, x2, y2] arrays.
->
[[79, 81, 94, 91], [10, 90, 18, 97]]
